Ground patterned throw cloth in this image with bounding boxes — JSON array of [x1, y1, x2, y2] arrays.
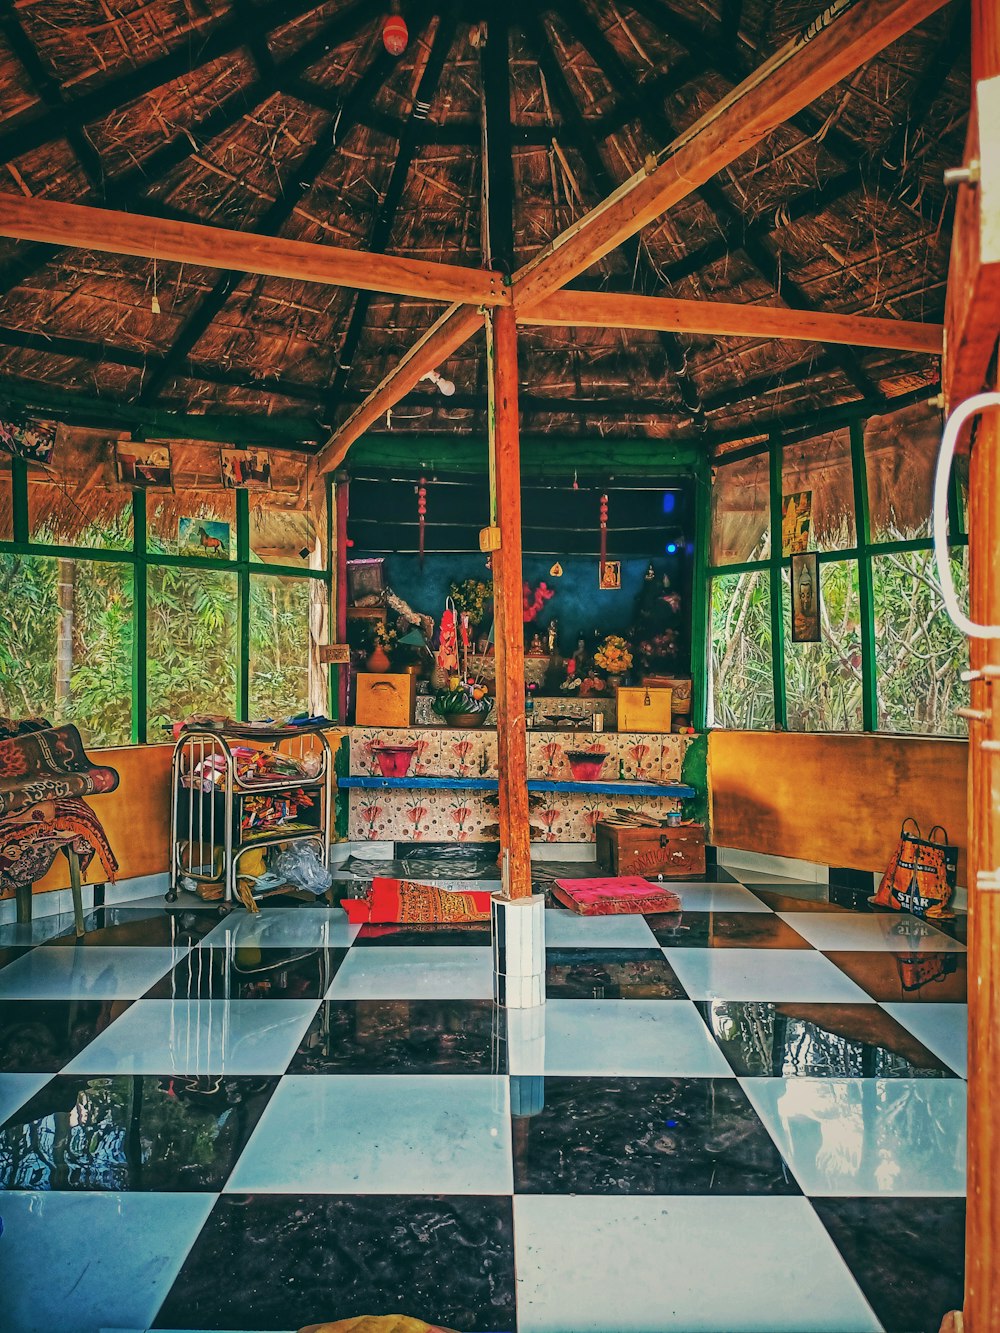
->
[[0, 722, 119, 818], [0, 797, 119, 895], [341, 877, 492, 923]]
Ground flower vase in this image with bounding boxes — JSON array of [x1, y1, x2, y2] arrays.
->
[[366, 644, 391, 672], [607, 673, 623, 692]]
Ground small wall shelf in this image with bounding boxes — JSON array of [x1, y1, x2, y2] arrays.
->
[[339, 775, 696, 799]]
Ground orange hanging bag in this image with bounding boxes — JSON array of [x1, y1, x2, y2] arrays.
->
[[870, 818, 958, 920]]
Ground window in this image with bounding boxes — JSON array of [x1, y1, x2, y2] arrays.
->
[[706, 402, 968, 737], [0, 430, 331, 746]]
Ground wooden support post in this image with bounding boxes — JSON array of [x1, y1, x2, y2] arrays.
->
[[67, 848, 85, 940], [961, 381, 1000, 1333], [486, 304, 531, 899]]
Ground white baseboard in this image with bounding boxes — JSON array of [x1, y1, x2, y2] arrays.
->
[[0, 871, 171, 925], [530, 843, 595, 862], [716, 847, 827, 883]]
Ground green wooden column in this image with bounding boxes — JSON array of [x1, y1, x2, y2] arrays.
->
[[768, 431, 787, 730], [691, 461, 712, 732], [849, 419, 878, 733]]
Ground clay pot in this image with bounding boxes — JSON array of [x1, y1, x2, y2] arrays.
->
[[366, 644, 391, 672]]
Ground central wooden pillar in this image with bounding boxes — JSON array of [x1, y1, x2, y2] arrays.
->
[[486, 303, 531, 898]]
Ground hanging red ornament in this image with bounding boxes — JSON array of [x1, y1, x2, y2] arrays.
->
[[599, 492, 609, 572], [382, 12, 408, 55], [417, 476, 427, 567]]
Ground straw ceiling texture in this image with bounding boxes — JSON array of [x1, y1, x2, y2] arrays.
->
[[0, 0, 970, 456]]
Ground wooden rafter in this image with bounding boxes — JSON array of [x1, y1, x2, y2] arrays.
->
[[0, 195, 507, 307], [527, 290, 943, 353], [512, 0, 952, 312]]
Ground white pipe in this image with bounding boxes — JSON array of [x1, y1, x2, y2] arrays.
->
[[933, 391, 1000, 639]]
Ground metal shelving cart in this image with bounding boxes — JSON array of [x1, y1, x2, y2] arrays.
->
[[168, 722, 334, 911]]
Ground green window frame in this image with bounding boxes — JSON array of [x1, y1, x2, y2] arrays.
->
[[698, 414, 969, 736], [0, 456, 332, 744]]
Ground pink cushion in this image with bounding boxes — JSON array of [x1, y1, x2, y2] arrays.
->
[[553, 876, 682, 916]]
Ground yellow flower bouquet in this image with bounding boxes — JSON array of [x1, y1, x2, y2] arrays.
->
[[594, 634, 633, 674]]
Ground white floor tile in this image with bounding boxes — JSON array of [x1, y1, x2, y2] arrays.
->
[[741, 1077, 966, 1196], [881, 1002, 968, 1078], [327, 946, 494, 999], [0, 946, 185, 999], [663, 948, 872, 1003], [0, 1073, 51, 1125], [513, 1194, 882, 1332], [507, 998, 730, 1077], [664, 883, 773, 913], [226, 1073, 512, 1195], [0, 1191, 215, 1333], [63, 998, 318, 1074], [779, 912, 966, 953], [542, 910, 657, 948], [198, 907, 359, 950]]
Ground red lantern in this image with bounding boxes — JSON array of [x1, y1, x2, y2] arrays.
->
[[382, 13, 408, 55], [599, 492, 609, 571], [417, 476, 427, 567]]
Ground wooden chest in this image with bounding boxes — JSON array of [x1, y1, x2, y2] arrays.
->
[[595, 820, 706, 879], [354, 672, 415, 728]]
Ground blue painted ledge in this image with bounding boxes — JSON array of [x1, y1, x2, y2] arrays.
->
[[340, 775, 696, 798]]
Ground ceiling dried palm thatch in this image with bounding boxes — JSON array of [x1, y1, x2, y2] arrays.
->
[[0, 0, 969, 457]]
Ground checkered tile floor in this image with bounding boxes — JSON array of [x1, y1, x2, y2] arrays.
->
[[0, 868, 966, 1332]]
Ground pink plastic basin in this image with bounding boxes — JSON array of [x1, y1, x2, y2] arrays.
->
[[373, 745, 418, 777], [566, 750, 608, 782]]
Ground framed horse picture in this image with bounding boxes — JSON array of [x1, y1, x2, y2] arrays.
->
[[178, 516, 231, 559]]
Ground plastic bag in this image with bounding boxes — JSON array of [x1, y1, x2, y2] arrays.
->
[[273, 842, 334, 895]]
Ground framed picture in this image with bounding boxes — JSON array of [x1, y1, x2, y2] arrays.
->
[[0, 417, 56, 465], [781, 490, 812, 556], [115, 442, 173, 488], [790, 551, 821, 643], [319, 644, 351, 665], [179, 516, 231, 559], [599, 560, 621, 590], [220, 448, 272, 489]]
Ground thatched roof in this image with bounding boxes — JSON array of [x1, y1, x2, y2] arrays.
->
[[0, 0, 968, 458]]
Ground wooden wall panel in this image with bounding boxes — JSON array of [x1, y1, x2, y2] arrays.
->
[[709, 731, 969, 881], [31, 744, 174, 894]]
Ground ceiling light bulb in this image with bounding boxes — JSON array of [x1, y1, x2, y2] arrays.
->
[[437, 376, 456, 397]]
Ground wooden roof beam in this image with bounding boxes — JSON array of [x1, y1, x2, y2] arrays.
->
[[0, 195, 507, 307], [527, 289, 943, 354], [513, 0, 952, 312]]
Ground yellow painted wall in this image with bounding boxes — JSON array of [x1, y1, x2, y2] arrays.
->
[[27, 744, 174, 895], [709, 731, 969, 881]]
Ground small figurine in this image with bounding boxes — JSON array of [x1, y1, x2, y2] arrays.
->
[[547, 618, 559, 654], [528, 631, 544, 656]]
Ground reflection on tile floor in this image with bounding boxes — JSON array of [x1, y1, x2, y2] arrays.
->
[[144, 946, 346, 1000], [826, 949, 968, 1003], [0, 860, 968, 1332], [153, 1193, 516, 1333], [546, 947, 686, 998], [289, 999, 506, 1074], [0, 1074, 278, 1191], [698, 1001, 957, 1078], [511, 1075, 798, 1195]]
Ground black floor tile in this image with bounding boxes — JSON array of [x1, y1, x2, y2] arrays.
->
[[646, 911, 811, 949], [0, 1073, 277, 1191], [0, 944, 31, 970], [545, 948, 687, 999], [153, 1193, 516, 1332], [289, 1000, 507, 1074], [354, 921, 492, 947], [696, 1001, 956, 1077], [825, 950, 968, 1003], [143, 946, 346, 1000], [0, 998, 133, 1072], [745, 888, 853, 913], [813, 1197, 965, 1333], [45, 910, 213, 949], [510, 1075, 798, 1195]]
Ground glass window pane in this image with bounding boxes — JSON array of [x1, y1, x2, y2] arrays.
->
[[147, 490, 236, 560], [27, 428, 134, 549], [249, 456, 326, 569], [146, 566, 237, 736], [782, 560, 863, 732], [872, 548, 969, 736], [709, 569, 774, 728], [250, 574, 328, 720], [781, 427, 855, 552], [710, 452, 771, 565], [864, 400, 941, 542], [0, 554, 133, 745], [0, 465, 12, 541], [953, 451, 969, 538]]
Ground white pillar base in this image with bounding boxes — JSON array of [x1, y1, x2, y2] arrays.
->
[[491, 892, 546, 1008]]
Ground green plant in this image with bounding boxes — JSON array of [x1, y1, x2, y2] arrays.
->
[[449, 578, 492, 626]]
